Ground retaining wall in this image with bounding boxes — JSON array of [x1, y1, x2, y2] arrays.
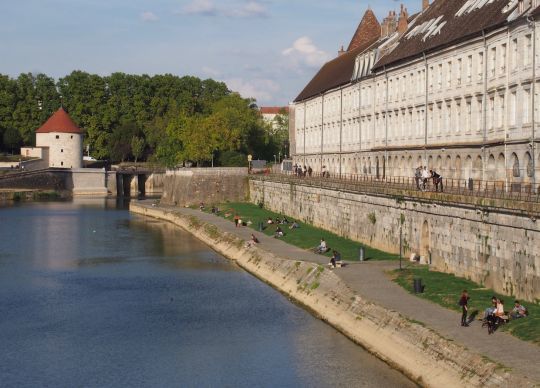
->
[[249, 179, 540, 301], [161, 168, 249, 206]]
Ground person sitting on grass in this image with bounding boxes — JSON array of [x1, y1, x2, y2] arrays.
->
[[289, 221, 299, 229], [281, 217, 290, 225], [483, 296, 498, 320], [274, 226, 284, 238], [511, 300, 528, 320], [315, 238, 327, 254], [267, 217, 274, 224]]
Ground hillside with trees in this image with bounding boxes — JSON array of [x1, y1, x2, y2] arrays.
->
[[0, 71, 289, 166]]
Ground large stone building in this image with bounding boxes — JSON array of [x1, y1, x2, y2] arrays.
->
[[291, 0, 540, 190], [21, 108, 83, 169]]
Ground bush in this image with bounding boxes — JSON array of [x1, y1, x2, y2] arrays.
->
[[218, 151, 246, 167]]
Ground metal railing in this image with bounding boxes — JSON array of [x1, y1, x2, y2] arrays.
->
[[250, 170, 540, 204]]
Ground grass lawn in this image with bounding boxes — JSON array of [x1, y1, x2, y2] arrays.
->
[[392, 265, 540, 344], [205, 202, 398, 262]]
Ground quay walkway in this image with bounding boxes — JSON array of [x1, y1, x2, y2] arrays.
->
[[251, 173, 540, 215], [143, 203, 540, 382]]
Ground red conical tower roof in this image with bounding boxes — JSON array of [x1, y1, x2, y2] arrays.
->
[[347, 8, 381, 52], [36, 108, 82, 134]]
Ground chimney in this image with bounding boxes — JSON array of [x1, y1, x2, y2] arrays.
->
[[338, 45, 346, 56], [381, 10, 397, 37], [423, 0, 429, 11], [398, 4, 409, 35]]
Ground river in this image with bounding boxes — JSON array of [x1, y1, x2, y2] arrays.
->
[[0, 199, 414, 387]]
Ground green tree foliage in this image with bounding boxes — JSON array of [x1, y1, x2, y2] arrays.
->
[[0, 71, 285, 164], [131, 136, 145, 163], [3, 127, 22, 153]]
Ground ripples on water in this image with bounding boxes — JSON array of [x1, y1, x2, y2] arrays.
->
[[0, 199, 415, 387]]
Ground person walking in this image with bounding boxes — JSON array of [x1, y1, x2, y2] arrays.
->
[[459, 290, 470, 327]]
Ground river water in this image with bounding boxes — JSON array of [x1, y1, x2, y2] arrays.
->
[[0, 200, 414, 387]]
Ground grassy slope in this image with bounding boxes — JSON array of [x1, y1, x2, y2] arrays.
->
[[393, 265, 539, 344], [206, 202, 399, 262]]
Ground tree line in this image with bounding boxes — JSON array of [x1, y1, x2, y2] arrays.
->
[[0, 71, 289, 166]]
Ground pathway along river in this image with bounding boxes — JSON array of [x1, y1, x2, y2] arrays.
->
[[0, 200, 415, 387]]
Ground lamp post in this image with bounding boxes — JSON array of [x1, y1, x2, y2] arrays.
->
[[399, 222, 403, 271]]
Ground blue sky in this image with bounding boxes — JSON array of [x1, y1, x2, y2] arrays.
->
[[0, 0, 419, 105]]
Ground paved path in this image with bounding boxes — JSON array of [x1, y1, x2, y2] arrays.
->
[[140, 203, 540, 381]]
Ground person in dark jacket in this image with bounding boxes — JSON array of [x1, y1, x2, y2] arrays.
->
[[459, 290, 470, 327]]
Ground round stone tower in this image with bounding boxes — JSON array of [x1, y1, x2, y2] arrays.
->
[[35, 108, 83, 169]]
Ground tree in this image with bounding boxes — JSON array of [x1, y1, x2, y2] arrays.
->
[[3, 127, 22, 154], [109, 122, 138, 162], [131, 136, 145, 163]]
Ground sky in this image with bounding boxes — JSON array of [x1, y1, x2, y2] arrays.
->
[[0, 0, 420, 106]]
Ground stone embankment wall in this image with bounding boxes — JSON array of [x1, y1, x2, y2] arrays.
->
[[161, 168, 249, 206], [250, 180, 540, 301], [130, 203, 532, 388], [0, 169, 69, 191]]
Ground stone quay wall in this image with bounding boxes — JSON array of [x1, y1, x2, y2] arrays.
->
[[130, 202, 532, 388], [249, 179, 540, 301], [0, 169, 69, 191], [161, 168, 249, 207]]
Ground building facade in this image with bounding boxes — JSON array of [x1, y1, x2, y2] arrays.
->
[[291, 0, 540, 189]]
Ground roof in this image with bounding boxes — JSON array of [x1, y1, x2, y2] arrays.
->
[[294, 9, 381, 102], [347, 8, 381, 51], [36, 108, 83, 134], [260, 107, 289, 115], [375, 0, 517, 70], [532, 4, 540, 18]]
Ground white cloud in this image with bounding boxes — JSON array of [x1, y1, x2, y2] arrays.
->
[[181, 0, 267, 18], [202, 66, 221, 77], [226, 1, 268, 18], [282, 36, 331, 69], [182, 0, 217, 16], [225, 78, 280, 103], [141, 11, 159, 22]]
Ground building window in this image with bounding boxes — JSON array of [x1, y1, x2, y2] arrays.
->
[[71, 135, 73, 139], [523, 89, 531, 124], [511, 38, 518, 70], [447, 61, 452, 88], [500, 43, 507, 74], [466, 55, 472, 83], [61, 162, 64, 166], [478, 52, 484, 81], [489, 47, 496, 77], [437, 64, 442, 90], [524, 34, 532, 67], [466, 101, 472, 132], [56, 135, 60, 139], [510, 91, 517, 126], [457, 58, 462, 86], [61, 149, 64, 153]]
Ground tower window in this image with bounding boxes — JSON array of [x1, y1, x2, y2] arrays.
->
[[70, 135, 73, 139], [56, 135, 60, 139], [61, 162, 64, 166], [61, 149, 64, 153]]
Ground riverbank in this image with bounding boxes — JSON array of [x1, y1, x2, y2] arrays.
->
[[130, 202, 537, 387]]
